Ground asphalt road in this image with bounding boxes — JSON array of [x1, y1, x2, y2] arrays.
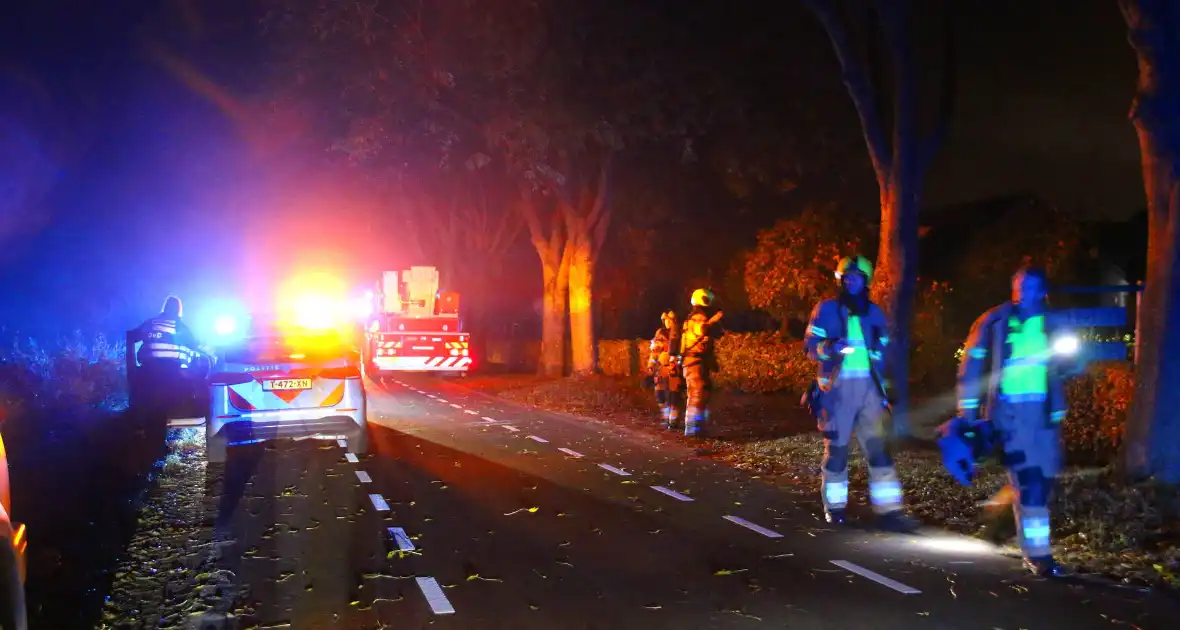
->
[[199, 372, 1180, 629]]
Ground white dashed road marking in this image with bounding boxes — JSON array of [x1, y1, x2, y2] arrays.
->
[[427, 395, 437, 399], [723, 515, 784, 539], [438, 399, 449, 403], [501, 425, 520, 433], [465, 409, 479, 415], [527, 435, 549, 443], [482, 416, 497, 422], [388, 527, 416, 551], [557, 448, 584, 458], [830, 560, 922, 595], [416, 576, 456, 615], [369, 494, 391, 512], [337, 439, 347, 448], [598, 464, 631, 476], [356, 470, 372, 483], [345, 453, 359, 463], [650, 486, 694, 502], [450, 403, 463, 409]]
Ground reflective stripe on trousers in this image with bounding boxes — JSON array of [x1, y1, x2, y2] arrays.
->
[[1017, 506, 1052, 558]]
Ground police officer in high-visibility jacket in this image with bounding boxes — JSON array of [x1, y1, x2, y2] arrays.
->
[[134, 295, 201, 372], [647, 310, 684, 429], [681, 289, 722, 438], [952, 266, 1072, 577], [803, 255, 918, 532]]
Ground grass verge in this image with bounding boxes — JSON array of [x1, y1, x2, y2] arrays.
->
[[100, 428, 234, 629], [461, 373, 1180, 591]]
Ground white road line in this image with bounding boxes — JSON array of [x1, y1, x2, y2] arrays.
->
[[482, 416, 497, 422], [722, 515, 784, 539], [557, 448, 584, 458], [464, 409, 479, 415], [830, 560, 922, 595], [416, 576, 456, 615], [369, 494, 391, 512], [438, 398, 449, 403], [527, 435, 549, 443], [337, 439, 347, 448], [598, 463, 631, 476], [502, 425, 520, 432], [427, 395, 437, 399], [450, 403, 463, 409], [356, 470, 372, 483], [388, 527, 416, 551], [345, 453, 359, 463], [650, 486, 694, 502]]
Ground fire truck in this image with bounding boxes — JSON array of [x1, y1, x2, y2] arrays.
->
[[364, 266, 473, 376]]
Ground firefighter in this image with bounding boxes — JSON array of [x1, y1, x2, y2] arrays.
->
[[950, 266, 1072, 577], [646, 310, 684, 429], [681, 289, 722, 438], [803, 255, 917, 531]]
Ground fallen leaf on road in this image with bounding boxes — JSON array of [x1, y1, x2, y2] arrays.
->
[[714, 569, 748, 576]]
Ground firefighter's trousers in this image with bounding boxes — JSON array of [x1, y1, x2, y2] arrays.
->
[[655, 376, 683, 426], [682, 361, 712, 437], [819, 375, 904, 514], [984, 397, 1061, 560]]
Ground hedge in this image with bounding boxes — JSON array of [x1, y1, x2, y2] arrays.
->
[[598, 333, 812, 394], [598, 334, 1136, 466], [1062, 360, 1134, 465]]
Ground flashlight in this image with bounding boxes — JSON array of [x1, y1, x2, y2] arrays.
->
[[1052, 334, 1079, 356]]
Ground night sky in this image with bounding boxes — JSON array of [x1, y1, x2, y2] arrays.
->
[[0, 0, 1146, 337]]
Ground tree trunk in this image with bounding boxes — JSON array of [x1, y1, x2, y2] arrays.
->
[[567, 232, 597, 376], [876, 167, 922, 439], [538, 243, 571, 377], [1119, 0, 1180, 484]]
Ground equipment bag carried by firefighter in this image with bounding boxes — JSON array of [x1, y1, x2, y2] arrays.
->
[[800, 379, 824, 419]]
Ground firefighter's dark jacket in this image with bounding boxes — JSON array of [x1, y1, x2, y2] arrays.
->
[[956, 302, 1068, 422], [802, 299, 889, 392]]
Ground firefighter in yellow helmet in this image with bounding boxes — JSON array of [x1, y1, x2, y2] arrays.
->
[[803, 256, 918, 532], [680, 289, 723, 437], [646, 310, 684, 428]]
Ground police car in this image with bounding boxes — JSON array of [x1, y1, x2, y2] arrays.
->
[[205, 312, 369, 463]]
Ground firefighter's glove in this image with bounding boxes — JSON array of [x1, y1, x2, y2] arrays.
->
[[938, 416, 985, 486]]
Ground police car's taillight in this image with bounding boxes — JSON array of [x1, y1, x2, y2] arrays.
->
[[209, 372, 255, 386]]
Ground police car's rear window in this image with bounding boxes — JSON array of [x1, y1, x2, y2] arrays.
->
[[224, 335, 357, 365]]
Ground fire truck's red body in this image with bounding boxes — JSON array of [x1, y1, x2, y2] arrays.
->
[[364, 266, 473, 375]]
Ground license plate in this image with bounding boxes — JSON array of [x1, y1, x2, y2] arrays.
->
[[263, 378, 313, 391]]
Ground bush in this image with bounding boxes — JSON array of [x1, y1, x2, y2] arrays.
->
[[910, 281, 960, 394], [597, 333, 813, 395], [0, 332, 127, 425], [1063, 361, 1134, 466], [743, 204, 871, 328]]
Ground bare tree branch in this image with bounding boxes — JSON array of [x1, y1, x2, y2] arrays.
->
[[803, 0, 893, 183]]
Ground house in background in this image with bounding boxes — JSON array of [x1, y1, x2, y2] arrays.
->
[[918, 193, 1145, 309]]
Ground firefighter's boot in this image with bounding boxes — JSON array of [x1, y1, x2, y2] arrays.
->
[[1023, 556, 1067, 577]]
